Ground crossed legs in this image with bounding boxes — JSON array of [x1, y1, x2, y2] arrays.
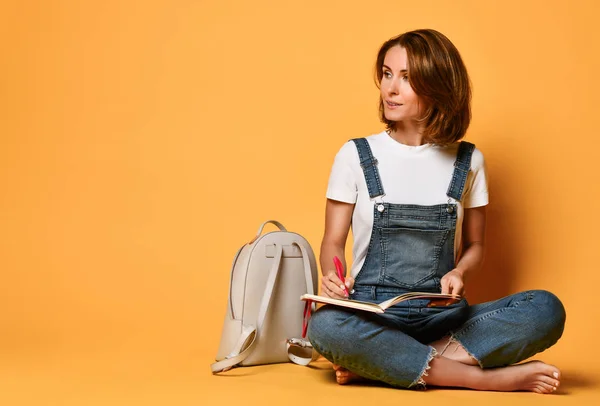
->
[[334, 337, 560, 394], [311, 290, 566, 393]]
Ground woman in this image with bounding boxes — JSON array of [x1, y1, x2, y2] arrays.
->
[[307, 29, 566, 393]]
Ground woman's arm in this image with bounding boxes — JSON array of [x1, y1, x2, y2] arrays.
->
[[319, 199, 355, 298], [440, 205, 487, 295]]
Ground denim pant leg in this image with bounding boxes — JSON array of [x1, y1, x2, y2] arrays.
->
[[451, 290, 566, 368], [307, 305, 435, 388]]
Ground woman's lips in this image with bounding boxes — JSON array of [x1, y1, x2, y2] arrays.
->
[[386, 101, 402, 109]]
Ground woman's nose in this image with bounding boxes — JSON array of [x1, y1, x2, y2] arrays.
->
[[387, 80, 399, 95]]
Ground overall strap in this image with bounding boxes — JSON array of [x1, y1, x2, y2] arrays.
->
[[350, 138, 385, 199], [446, 141, 475, 201]]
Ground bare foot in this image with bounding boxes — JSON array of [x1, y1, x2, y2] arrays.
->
[[480, 360, 561, 394], [332, 364, 364, 385]]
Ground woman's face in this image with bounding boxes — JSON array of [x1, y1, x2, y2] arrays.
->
[[380, 46, 425, 124]]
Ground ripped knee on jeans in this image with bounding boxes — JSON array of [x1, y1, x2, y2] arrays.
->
[[443, 334, 483, 368]]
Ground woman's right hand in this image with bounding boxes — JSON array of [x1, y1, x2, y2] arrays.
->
[[321, 272, 355, 299]]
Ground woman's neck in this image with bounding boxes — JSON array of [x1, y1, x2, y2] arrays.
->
[[388, 123, 426, 146]]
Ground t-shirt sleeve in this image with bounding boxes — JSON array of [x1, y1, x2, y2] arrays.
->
[[325, 142, 358, 204], [462, 148, 489, 208]]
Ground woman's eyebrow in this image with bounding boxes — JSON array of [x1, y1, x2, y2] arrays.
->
[[382, 64, 407, 73]]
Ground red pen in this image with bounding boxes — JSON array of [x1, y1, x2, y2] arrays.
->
[[333, 256, 350, 297]]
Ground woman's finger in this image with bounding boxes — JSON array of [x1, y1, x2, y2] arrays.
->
[[321, 277, 337, 298], [440, 278, 450, 294], [321, 283, 334, 298], [323, 274, 347, 298], [326, 273, 346, 293], [453, 279, 464, 296], [344, 276, 356, 294]]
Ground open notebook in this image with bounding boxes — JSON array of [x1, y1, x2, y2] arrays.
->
[[300, 292, 461, 314]]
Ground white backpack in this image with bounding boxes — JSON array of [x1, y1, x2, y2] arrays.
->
[[211, 220, 319, 373]]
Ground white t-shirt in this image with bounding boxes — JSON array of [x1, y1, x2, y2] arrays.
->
[[326, 131, 489, 278]]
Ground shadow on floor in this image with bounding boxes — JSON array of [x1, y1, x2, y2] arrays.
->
[[555, 370, 597, 395]]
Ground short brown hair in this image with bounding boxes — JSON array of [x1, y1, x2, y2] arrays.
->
[[374, 29, 471, 145]]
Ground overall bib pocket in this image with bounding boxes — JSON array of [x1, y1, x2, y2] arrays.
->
[[380, 227, 449, 287]]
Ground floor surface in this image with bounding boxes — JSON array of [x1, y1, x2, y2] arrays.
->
[[2, 346, 597, 406]]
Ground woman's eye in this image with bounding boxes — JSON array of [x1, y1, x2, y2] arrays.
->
[[382, 71, 408, 81]]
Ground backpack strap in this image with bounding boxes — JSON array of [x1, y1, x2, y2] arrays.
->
[[211, 243, 284, 374], [287, 337, 320, 365], [210, 324, 258, 374], [285, 242, 319, 366]]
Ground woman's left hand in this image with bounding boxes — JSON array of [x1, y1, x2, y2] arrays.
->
[[440, 269, 466, 296]]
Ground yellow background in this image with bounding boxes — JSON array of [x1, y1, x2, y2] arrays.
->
[[1, 0, 598, 404]]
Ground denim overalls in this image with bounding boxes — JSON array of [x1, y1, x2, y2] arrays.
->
[[351, 137, 471, 292], [307, 138, 566, 389]]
